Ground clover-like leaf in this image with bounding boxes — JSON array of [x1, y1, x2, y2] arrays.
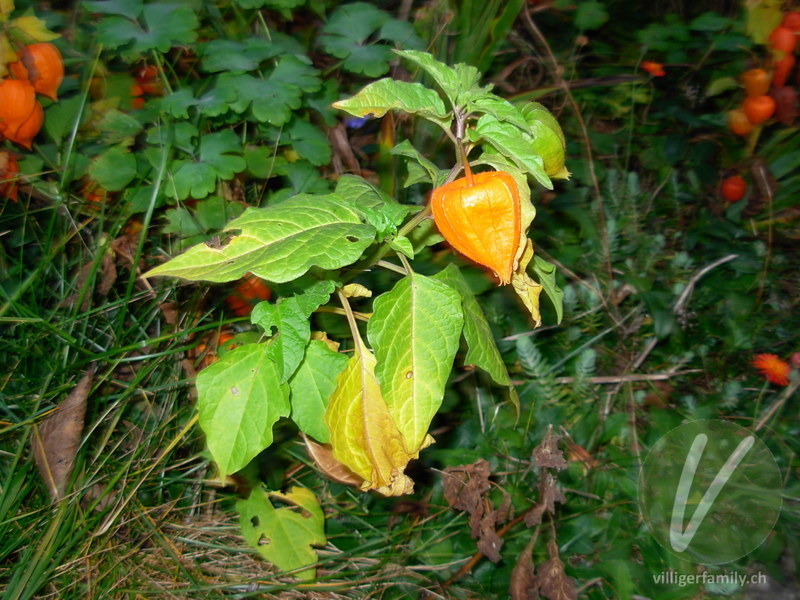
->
[[89, 145, 137, 192], [167, 130, 246, 200], [320, 2, 422, 77]]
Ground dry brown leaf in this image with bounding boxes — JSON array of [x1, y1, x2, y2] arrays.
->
[[510, 534, 539, 600], [97, 249, 117, 297], [442, 459, 491, 514], [533, 427, 568, 470], [159, 301, 180, 326], [476, 511, 503, 562], [304, 435, 363, 488], [537, 539, 576, 600], [32, 368, 94, 501]]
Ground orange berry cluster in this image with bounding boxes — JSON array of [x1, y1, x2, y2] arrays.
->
[[130, 65, 163, 109], [0, 43, 63, 149], [728, 11, 800, 136]]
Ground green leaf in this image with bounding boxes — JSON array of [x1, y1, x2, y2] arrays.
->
[[89, 145, 137, 192], [251, 280, 336, 382], [467, 94, 529, 130], [393, 49, 485, 108], [333, 78, 450, 126], [689, 11, 731, 32], [193, 196, 246, 231], [287, 119, 331, 166], [217, 56, 320, 125], [432, 265, 510, 386], [83, 0, 142, 20], [531, 255, 563, 324], [472, 115, 553, 190], [367, 273, 463, 452], [158, 89, 197, 119], [144, 193, 375, 283], [275, 160, 330, 195], [288, 340, 349, 443], [334, 174, 411, 240], [237, 486, 325, 581], [44, 96, 86, 144], [168, 130, 246, 200], [92, 2, 199, 56], [244, 145, 282, 179], [97, 109, 142, 144], [520, 102, 568, 179], [196, 343, 289, 478], [574, 1, 609, 30], [390, 140, 448, 188], [388, 235, 414, 259], [199, 38, 278, 73], [320, 2, 420, 76]]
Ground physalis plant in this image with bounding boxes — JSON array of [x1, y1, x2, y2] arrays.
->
[[145, 50, 567, 578]]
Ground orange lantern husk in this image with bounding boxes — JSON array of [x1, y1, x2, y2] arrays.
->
[[5, 102, 44, 150], [431, 166, 521, 285], [19, 43, 64, 101], [0, 79, 37, 138]]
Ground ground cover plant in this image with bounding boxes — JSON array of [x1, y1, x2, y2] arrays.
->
[[1, 1, 799, 599]]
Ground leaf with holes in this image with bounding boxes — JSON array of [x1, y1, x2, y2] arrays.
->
[[144, 193, 375, 283], [238, 485, 325, 581]]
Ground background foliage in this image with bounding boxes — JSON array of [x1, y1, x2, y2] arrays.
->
[[1, 0, 798, 599]]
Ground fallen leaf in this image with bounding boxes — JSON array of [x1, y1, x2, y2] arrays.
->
[[237, 485, 326, 581], [32, 368, 93, 501], [97, 248, 117, 297]]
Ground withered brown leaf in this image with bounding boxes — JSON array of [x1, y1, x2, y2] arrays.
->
[[533, 427, 568, 470], [537, 539, 576, 600], [32, 368, 94, 501], [510, 534, 539, 600]]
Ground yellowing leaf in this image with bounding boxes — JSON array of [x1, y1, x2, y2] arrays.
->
[[9, 15, 60, 42], [511, 239, 543, 327], [745, 0, 783, 45], [237, 486, 325, 581], [0, 34, 14, 78], [0, 0, 12, 24], [324, 339, 415, 496]]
